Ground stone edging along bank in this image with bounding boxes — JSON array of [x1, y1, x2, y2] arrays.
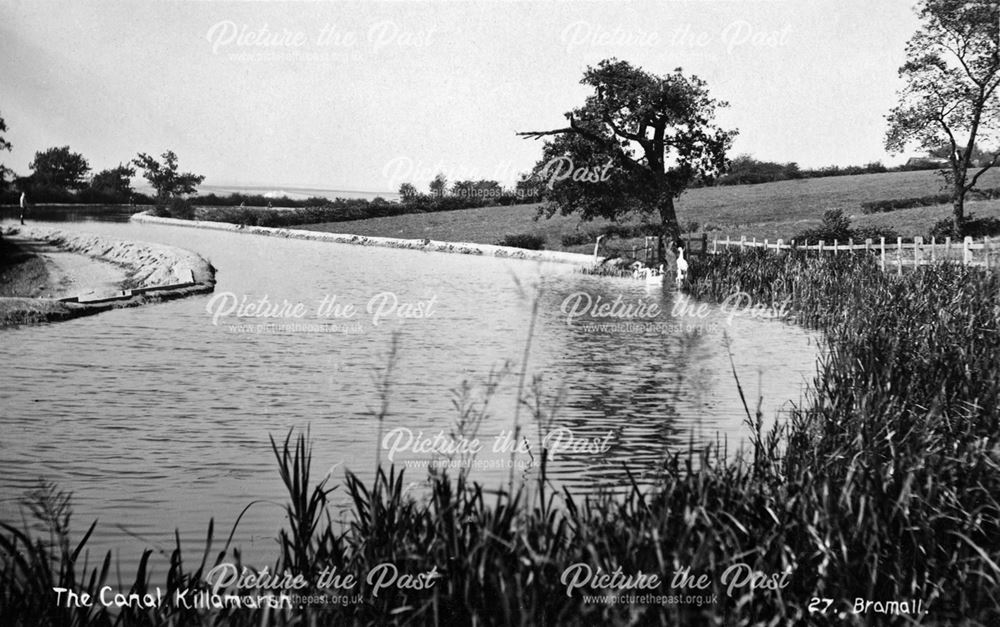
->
[[130, 212, 598, 265], [1, 225, 216, 326]]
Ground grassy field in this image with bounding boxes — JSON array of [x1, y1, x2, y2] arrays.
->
[[297, 169, 1000, 253], [855, 199, 1000, 234]]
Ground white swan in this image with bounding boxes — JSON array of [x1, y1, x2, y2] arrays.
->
[[631, 261, 646, 279], [676, 246, 689, 288], [593, 234, 605, 263], [630, 262, 665, 284], [646, 263, 665, 285]]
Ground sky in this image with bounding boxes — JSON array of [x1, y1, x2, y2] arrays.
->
[[0, 0, 922, 195]]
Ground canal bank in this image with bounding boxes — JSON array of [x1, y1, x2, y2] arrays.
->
[[130, 212, 598, 265], [0, 224, 216, 326]]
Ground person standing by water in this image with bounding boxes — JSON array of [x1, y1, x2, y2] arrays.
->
[[18, 190, 27, 225]]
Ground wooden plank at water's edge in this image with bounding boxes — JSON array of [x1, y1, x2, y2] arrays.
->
[[77, 290, 133, 304], [131, 282, 196, 295]]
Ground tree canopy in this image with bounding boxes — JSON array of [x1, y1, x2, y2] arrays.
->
[[132, 151, 205, 201], [398, 182, 417, 199], [89, 163, 136, 198], [885, 0, 1000, 232], [518, 58, 736, 246], [29, 146, 91, 191], [429, 173, 447, 196], [451, 179, 501, 199]]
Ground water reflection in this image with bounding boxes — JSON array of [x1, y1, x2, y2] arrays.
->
[[1, 205, 137, 223]]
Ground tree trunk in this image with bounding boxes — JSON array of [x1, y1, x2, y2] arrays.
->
[[952, 170, 966, 234], [953, 194, 965, 234], [657, 194, 680, 263]]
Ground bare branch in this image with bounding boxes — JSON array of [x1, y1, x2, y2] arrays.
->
[[516, 121, 644, 172], [516, 128, 576, 140], [935, 112, 961, 172], [601, 113, 642, 143], [965, 153, 1000, 192], [939, 37, 981, 87]]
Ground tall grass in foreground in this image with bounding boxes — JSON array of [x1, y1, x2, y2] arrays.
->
[[2, 249, 1000, 625], [689, 249, 1000, 618]]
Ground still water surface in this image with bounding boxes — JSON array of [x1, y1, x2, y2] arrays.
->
[[0, 215, 821, 573]]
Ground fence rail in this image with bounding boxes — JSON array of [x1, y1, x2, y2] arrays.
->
[[709, 235, 999, 272], [613, 233, 998, 272]]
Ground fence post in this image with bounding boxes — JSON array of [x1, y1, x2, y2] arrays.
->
[[930, 236, 936, 262], [964, 236, 972, 266], [946, 236, 952, 261], [777, 238, 784, 252], [849, 237, 854, 252], [865, 238, 872, 253], [740, 235, 746, 250], [764, 238, 769, 251], [914, 235, 923, 267], [897, 237, 903, 275], [712, 236, 718, 255], [752, 237, 757, 248], [833, 239, 839, 254], [880, 237, 886, 271], [819, 240, 825, 255]]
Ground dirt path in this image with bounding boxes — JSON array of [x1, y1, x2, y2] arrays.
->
[[13, 238, 128, 299]]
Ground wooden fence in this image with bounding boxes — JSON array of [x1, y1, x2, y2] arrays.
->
[[630, 234, 712, 266], [710, 235, 999, 273]]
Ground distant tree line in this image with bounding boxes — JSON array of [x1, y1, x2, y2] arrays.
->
[[709, 149, 993, 187], [198, 174, 548, 228], [396, 173, 546, 208], [715, 155, 892, 185], [0, 131, 544, 221], [4, 108, 992, 230], [0, 144, 154, 205], [0, 137, 204, 217]]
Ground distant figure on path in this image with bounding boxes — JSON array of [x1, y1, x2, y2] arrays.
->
[[19, 191, 27, 225]]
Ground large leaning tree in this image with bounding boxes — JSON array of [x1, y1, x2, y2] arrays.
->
[[886, 0, 1000, 234], [518, 59, 736, 257]]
